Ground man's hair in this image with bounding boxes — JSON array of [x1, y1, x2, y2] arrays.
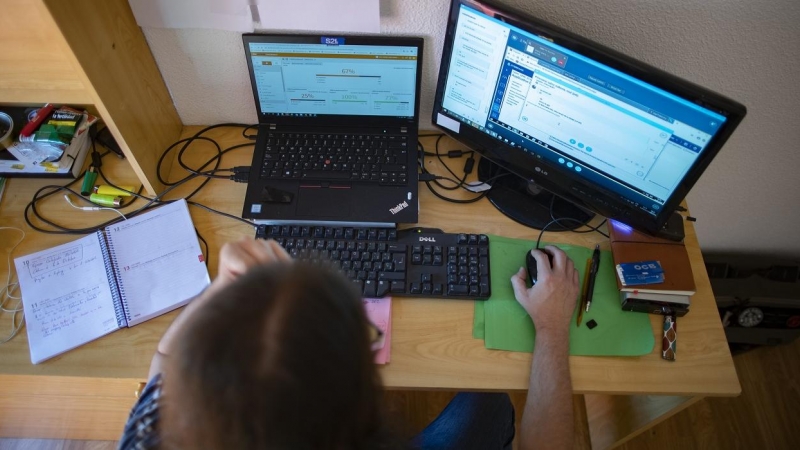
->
[[161, 263, 398, 449]]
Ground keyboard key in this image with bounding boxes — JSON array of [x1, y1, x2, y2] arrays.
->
[[302, 170, 350, 180], [390, 281, 406, 293], [380, 272, 405, 281], [364, 280, 377, 297], [448, 284, 468, 295], [376, 280, 390, 297]]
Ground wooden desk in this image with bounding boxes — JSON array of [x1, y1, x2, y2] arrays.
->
[[0, 128, 739, 449]]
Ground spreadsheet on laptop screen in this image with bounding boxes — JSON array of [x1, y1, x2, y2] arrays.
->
[[249, 43, 419, 118]]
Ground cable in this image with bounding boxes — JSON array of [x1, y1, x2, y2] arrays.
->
[[0, 227, 26, 344], [546, 194, 609, 238], [187, 200, 254, 227], [64, 194, 128, 220], [418, 135, 491, 203], [242, 124, 258, 140], [25, 124, 258, 235], [195, 227, 209, 267], [534, 209, 609, 250]]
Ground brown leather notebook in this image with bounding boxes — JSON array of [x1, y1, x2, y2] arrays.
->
[[608, 220, 696, 295]]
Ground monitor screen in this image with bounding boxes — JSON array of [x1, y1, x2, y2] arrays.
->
[[433, 0, 746, 235], [246, 41, 419, 119]]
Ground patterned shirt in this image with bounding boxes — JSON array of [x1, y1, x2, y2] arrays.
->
[[118, 374, 162, 450]]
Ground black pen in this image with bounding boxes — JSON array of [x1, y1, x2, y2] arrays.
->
[[585, 244, 600, 312]]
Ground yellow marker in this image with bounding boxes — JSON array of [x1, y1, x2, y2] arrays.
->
[[89, 193, 122, 207], [93, 185, 135, 197]]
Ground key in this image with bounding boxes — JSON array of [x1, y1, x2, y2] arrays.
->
[[302, 170, 351, 180], [364, 280, 377, 297], [390, 281, 406, 293], [376, 280, 390, 297]]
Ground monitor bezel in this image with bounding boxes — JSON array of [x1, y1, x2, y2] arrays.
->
[[243, 33, 424, 128], [431, 0, 746, 235]]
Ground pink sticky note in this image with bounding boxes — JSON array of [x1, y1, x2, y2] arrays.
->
[[363, 297, 392, 364]]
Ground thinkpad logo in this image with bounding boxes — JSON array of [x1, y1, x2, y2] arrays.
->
[[389, 200, 409, 215]]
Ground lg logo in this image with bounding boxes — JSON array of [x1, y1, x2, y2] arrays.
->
[[535, 167, 549, 176]]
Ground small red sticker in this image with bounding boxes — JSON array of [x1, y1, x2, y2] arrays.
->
[[198, 254, 205, 262]]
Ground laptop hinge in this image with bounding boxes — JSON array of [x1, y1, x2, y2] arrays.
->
[[400, 127, 408, 133]]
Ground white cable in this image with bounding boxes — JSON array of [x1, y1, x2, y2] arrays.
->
[[0, 227, 26, 343], [64, 194, 127, 220]]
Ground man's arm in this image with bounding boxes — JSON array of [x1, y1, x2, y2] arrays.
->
[[147, 238, 291, 378], [522, 327, 572, 449], [511, 245, 580, 450]]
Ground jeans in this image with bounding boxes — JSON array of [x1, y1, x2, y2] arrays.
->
[[410, 392, 515, 450]]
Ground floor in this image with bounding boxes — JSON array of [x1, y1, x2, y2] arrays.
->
[[1, 337, 798, 450]]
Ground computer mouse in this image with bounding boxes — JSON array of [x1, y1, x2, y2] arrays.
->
[[526, 248, 554, 286]]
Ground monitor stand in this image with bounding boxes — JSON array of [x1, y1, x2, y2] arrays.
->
[[477, 158, 594, 231]]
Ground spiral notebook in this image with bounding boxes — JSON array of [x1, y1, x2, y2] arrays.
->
[[15, 199, 210, 364]]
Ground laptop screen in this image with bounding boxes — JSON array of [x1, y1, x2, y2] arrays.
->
[[247, 42, 419, 118]]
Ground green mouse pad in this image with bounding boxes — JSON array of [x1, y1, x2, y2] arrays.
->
[[473, 235, 655, 356]]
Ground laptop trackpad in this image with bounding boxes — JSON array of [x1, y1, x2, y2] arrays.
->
[[297, 188, 351, 217]]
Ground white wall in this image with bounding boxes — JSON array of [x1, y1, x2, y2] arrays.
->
[[141, 0, 800, 258]]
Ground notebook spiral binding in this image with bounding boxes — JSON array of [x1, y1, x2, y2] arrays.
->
[[98, 230, 130, 328]]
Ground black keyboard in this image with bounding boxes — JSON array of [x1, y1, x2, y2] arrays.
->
[[255, 225, 491, 300], [259, 132, 410, 185]]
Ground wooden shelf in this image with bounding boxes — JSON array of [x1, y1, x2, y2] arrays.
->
[[0, 0, 182, 194]]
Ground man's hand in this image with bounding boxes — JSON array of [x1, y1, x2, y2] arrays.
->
[[512, 245, 579, 450], [510, 245, 579, 336], [152, 238, 291, 372], [216, 238, 291, 288]]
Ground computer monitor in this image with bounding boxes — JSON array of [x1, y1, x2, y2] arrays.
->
[[432, 0, 746, 236]]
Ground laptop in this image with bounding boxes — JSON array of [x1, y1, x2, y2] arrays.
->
[[241, 34, 424, 225]]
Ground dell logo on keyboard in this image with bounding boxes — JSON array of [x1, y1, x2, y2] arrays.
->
[[389, 200, 409, 215], [419, 236, 436, 243]]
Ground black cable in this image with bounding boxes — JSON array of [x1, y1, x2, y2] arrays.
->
[[157, 123, 251, 186], [529, 197, 609, 249], [418, 136, 482, 194], [25, 173, 199, 234], [417, 135, 611, 236], [546, 194, 609, 238], [425, 182, 489, 204], [242, 124, 258, 140], [186, 200, 254, 227], [25, 125, 257, 234], [433, 134, 467, 185], [534, 218, 576, 250]]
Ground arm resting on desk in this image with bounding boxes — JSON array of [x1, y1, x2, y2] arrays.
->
[[511, 247, 579, 450]]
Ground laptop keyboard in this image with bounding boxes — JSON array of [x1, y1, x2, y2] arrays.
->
[[259, 132, 410, 185], [255, 225, 492, 300]]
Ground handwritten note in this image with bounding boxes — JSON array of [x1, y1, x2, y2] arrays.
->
[[14, 200, 208, 364], [15, 234, 120, 364], [105, 200, 210, 326]]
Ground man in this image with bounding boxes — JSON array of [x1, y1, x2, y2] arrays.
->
[[120, 239, 578, 450]]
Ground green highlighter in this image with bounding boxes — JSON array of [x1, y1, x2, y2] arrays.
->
[[81, 167, 97, 196]]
